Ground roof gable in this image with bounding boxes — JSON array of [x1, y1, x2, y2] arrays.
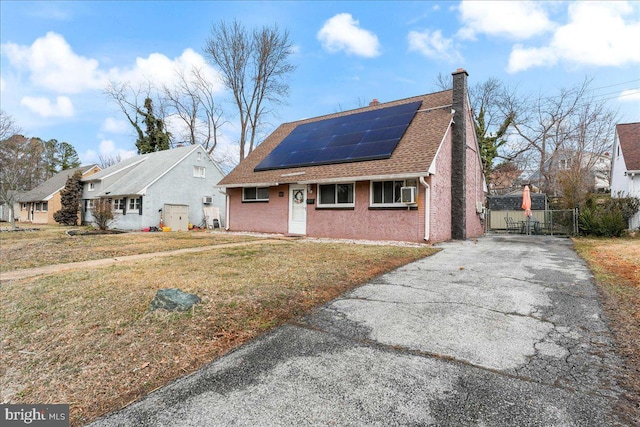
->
[[20, 165, 99, 202], [617, 122, 640, 171], [87, 145, 219, 197], [220, 91, 454, 186]]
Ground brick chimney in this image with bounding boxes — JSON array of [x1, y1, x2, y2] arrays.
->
[[369, 98, 380, 106], [451, 68, 468, 240]]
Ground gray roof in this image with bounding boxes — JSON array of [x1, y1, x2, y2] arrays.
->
[[19, 165, 98, 202], [84, 145, 208, 197]]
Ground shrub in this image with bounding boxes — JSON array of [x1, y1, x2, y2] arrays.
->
[[92, 198, 114, 230], [53, 170, 83, 226], [578, 194, 640, 237]]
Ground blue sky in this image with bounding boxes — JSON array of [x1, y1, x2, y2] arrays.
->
[[1, 1, 639, 166]]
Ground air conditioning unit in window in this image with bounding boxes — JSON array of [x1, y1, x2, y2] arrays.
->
[[400, 186, 417, 204], [202, 196, 213, 204]]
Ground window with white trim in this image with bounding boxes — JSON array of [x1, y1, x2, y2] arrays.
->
[[35, 202, 41, 212], [370, 179, 417, 207], [243, 187, 270, 201], [42, 202, 48, 212], [193, 166, 206, 178], [128, 197, 141, 211], [113, 198, 125, 211], [84, 199, 95, 210], [318, 183, 354, 207], [88, 182, 95, 191]]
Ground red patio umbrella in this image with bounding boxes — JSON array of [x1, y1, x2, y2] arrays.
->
[[522, 185, 532, 218]]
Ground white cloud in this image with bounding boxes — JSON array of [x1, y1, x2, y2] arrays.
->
[[2, 32, 104, 93], [101, 117, 130, 134], [0, 76, 4, 92], [508, 2, 640, 73], [620, 88, 640, 102], [110, 48, 223, 91], [458, 1, 554, 40], [80, 140, 136, 165], [1, 33, 223, 96], [408, 29, 462, 63], [81, 149, 98, 164], [317, 13, 381, 58], [20, 96, 74, 117]]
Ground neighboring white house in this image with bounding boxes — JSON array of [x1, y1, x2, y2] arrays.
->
[[82, 145, 226, 230], [610, 122, 640, 230]]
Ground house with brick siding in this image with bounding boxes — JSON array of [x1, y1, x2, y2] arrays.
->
[[217, 69, 486, 243], [17, 164, 101, 224], [610, 122, 640, 230]]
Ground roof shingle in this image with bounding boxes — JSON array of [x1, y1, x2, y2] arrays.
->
[[219, 90, 454, 186], [617, 122, 640, 171], [20, 165, 98, 202]]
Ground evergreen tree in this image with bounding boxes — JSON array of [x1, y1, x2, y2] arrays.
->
[[58, 141, 81, 170], [53, 170, 83, 226], [475, 107, 513, 178], [136, 98, 171, 154]]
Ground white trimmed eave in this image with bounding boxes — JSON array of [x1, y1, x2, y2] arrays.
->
[[216, 172, 432, 188], [215, 182, 281, 189], [298, 172, 430, 185], [427, 116, 454, 175]]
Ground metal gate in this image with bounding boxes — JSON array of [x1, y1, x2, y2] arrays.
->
[[486, 208, 578, 236]]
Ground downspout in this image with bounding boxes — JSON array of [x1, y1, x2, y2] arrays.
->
[[419, 176, 430, 242], [224, 190, 230, 231]]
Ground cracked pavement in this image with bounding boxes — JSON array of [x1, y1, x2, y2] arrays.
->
[[89, 235, 627, 426]]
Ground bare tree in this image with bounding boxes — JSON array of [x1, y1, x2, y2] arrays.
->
[[432, 72, 452, 91], [98, 153, 123, 169], [505, 78, 618, 202], [0, 135, 44, 228], [204, 20, 296, 160], [0, 110, 21, 141], [104, 81, 172, 153], [164, 67, 226, 154]]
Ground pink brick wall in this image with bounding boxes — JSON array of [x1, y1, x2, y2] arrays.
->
[[464, 109, 486, 238], [227, 186, 289, 233], [307, 182, 424, 242], [429, 132, 453, 243], [228, 182, 427, 242]]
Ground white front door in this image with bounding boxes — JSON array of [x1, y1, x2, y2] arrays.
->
[[288, 185, 307, 235]]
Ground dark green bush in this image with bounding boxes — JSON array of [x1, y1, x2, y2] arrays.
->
[[578, 194, 640, 237]]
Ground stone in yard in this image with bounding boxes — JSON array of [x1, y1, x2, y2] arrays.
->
[[149, 288, 201, 312]]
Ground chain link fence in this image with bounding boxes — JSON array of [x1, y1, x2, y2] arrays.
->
[[486, 208, 578, 236]]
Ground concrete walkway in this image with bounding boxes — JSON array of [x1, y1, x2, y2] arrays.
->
[[0, 239, 289, 282], [89, 235, 625, 426]]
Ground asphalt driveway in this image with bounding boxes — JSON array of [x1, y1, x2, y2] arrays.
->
[[89, 235, 626, 426]]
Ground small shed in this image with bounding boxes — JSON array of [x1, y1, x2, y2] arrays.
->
[[487, 192, 549, 230], [163, 204, 189, 231]]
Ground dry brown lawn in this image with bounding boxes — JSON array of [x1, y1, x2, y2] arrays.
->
[[0, 232, 437, 426], [0, 225, 260, 272], [573, 236, 640, 425]]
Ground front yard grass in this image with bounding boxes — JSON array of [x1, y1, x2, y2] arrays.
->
[[0, 238, 438, 426], [0, 225, 260, 273], [573, 236, 640, 425]]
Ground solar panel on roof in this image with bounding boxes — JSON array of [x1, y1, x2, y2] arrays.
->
[[254, 100, 422, 171]]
